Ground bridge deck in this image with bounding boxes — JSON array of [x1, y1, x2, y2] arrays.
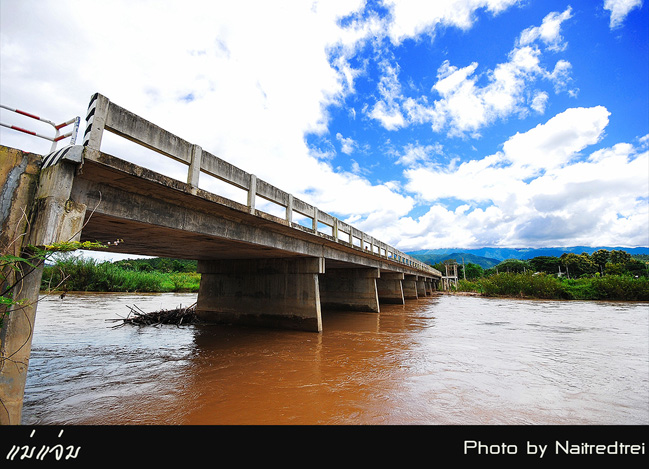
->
[[74, 149, 440, 278], [65, 92, 440, 280]]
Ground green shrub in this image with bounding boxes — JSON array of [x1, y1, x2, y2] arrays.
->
[[477, 272, 566, 299], [590, 275, 649, 301], [457, 279, 482, 292], [42, 257, 201, 293], [456, 271, 649, 301]]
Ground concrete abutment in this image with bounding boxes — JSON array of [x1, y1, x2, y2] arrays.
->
[[1, 149, 85, 425]]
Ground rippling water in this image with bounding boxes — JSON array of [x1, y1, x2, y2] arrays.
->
[[21, 292, 649, 425]]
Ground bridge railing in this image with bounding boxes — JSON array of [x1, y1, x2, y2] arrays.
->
[[81, 93, 440, 276], [1, 104, 80, 152]]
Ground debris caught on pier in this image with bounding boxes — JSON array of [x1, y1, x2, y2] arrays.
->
[[109, 302, 199, 327]]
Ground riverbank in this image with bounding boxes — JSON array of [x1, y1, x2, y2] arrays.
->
[[454, 272, 649, 301], [42, 257, 201, 293]]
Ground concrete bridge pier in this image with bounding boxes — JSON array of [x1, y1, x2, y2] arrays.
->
[[416, 278, 427, 297], [196, 257, 324, 332], [376, 272, 405, 304], [319, 267, 380, 312], [402, 275, 419, 300]]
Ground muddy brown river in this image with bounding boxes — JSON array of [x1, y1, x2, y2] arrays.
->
[[20, 292, 649, 425]]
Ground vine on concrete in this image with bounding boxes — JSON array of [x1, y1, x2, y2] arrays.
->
[[1, 240, 108, 327]]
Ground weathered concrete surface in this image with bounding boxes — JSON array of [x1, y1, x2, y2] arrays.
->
[[0, 147, 42, 425], [320, 268, 380, 312], [417, 279, 427, 297], [0, 147, 41, 252], [196, 258, 323, 332], [1, 147, 88, 424], [27, 161, 87, 247], [376, 272, 405, 304], [402, 275, 419, 300], [0, 261, 42, 426]]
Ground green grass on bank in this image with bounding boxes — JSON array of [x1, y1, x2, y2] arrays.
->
[[456, 272, 649, 301], [42, 257, 201, 293]]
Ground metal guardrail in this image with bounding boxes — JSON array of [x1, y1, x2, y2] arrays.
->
[[0, 104, 80, 152], [81, 93, 440, 276]]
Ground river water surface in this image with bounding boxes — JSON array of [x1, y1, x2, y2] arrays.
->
[[21, 292, 648, 425]]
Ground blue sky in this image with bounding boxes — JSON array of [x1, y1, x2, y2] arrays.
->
[[1, 0, 647, 253]]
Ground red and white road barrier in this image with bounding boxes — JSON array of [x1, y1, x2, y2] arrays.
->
[[0, 104, 80, 152]]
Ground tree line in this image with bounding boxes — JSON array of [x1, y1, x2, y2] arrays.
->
[[432, 249, 649, 281], [431, 249, 649, 300], [112, 257, 198, 273]]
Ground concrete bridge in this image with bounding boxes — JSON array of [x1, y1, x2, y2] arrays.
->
[[36, 93, 442, 332], [2, 92, 441, 423]]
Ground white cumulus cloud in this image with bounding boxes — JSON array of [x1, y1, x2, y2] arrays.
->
[[378, 106, 648, 249], [366, 7, 576, 136], [381, 0, 522, 44], [603, 0, 644, 29]]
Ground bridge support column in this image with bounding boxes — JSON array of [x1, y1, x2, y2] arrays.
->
[[402, 275, 418, 300], [376, 272, 405, 304], [416, 278, 427, 297], [1, 151, 85, 425], [196, 257, 324, 332], [319, 268, 380, 312]]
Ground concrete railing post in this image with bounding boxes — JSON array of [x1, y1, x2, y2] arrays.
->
[[187, 144, 202, 192], [248, 174, 256, 214], [82, 93, 110, 151], [286, 194, 293, 223], [312, 208, 318, 232]]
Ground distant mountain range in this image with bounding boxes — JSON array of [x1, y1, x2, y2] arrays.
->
[[408, 246, 649, 269]]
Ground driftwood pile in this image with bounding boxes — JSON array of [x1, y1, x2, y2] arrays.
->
[[110, 302, 199, 327]]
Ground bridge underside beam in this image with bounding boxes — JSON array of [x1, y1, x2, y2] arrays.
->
[[71, 154, 443, 281], [319, 268, 380, 312], [196, 258, 324, 332]]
